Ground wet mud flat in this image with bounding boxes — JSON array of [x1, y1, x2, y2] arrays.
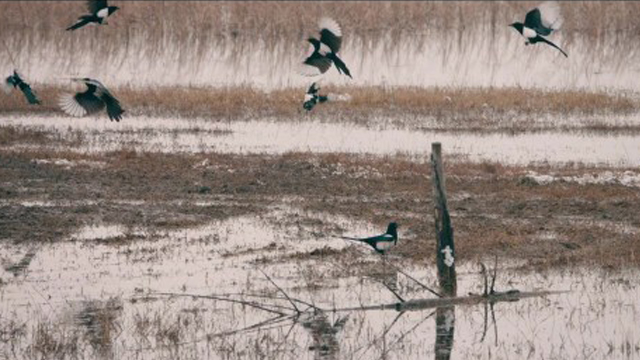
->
[[1, 116, 639, 359]]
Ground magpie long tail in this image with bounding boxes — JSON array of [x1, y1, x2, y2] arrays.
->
[[328, 53, 353, 78], [338, 236, 365, 242], [66, 18, 91, 31], [18, 83, 40, 105], [537, 36, 568, 58]]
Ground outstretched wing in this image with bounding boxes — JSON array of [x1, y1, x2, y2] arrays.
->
[[299, 52, 332, 77], [101, 92, 124, 122], [527, 1, 563, 35], [538, 1, 563, 30], [307, 82, 319, 95], [318, 17, 342, 53], [88, 0, 108, 14], [59, 91, 104, 117], [2, 76, 13, 94], [523, 8, 544, 32]]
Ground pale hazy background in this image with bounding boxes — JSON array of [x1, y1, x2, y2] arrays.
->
[[1, 1, 639, 91]]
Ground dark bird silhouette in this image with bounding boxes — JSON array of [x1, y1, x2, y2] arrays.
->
[[66, 0, 120, 31], [341, 222, 398, 255], [3, 70, 40, 105], [299, 18, 352, 78], [509, 1, 568, 58], [303, 82, 329, 112], [59, 78, 124, 122]]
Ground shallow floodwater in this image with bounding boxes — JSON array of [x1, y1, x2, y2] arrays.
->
[[1, 207, 639, 360], [3, 115, 640, 167]]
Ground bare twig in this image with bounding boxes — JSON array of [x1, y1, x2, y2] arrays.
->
[[222, 292, 323, 311], [152, 292, 288, 316], [490, 255, 498, 294], [479, 262, 488, 296], [377, 310, 437, 360], [259, 269, 301, 314], [384, 258, 443, 298], [380, 279, 405, 303]]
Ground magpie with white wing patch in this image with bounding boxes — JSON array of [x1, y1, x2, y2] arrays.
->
[[340, 223, 398, 255], [300, 18, 352, 78], [59, 78, 124, 122], [510, 1, 568, 58], [66, 0, 120, 31]]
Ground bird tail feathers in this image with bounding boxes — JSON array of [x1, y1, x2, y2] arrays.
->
[[327, 53, 352, 78], [66, 18, 91, 31]]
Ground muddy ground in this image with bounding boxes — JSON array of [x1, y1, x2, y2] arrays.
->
[[2, 131, 638, 270]]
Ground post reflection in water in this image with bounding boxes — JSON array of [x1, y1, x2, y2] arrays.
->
[[300, 311, 349, 360], [435, 306, 456, 360]]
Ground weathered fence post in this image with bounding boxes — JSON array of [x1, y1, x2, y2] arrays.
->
[[431, 142, 457, 360], [431, 142, 457, 297]]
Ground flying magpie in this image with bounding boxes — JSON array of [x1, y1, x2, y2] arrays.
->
[[299, 18, 352, 78], [340, 222, 398, 255], [303, 82, 329, 112], [58, 78, 124, 122], [510, 1, 568, 58], [66, 0, 120, 31], [3, 70, 40, 105]]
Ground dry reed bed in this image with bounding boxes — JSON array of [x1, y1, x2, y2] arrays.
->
[[1, 145, 638, 269], [2, 2, 640, 50], [1, 85, 637, 131]]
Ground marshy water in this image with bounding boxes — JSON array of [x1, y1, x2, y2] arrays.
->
[[1, 207, 639, 359], [3, 114, 640, 167]]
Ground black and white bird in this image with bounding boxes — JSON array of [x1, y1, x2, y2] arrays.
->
[[303, 82, 329, 112], [510, 1, 568, 58], [66, 0, 120, 31], [299, 18, 352, 78], [3, 70, 40, 105], [59, 78, 124, 122], [340, 222, 398, 255]]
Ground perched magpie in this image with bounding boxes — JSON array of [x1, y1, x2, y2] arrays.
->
[[3, 70, 40, 105], [510, 1, 568, 58], [66, 0, 120, 31], [341, 222, 398, 255], [299, 18, 352, 78], [303, 82, 329, 111], [58, 78, 124, 122]]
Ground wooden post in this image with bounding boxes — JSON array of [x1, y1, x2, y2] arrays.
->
[[432, 142, 456, 360], [431, 142, 457, 297]]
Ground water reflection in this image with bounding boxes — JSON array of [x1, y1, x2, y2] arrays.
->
[[435, 306, 455, 360], [300, 311, 349, 360], [1, 211, 639, 359]]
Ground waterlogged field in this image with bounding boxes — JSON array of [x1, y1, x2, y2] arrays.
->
[[1, 112, 640, 359], [1, 1, 640, 359]]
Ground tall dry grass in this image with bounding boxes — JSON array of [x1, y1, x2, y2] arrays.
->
[[0, 85, 636, 121], [3, 2, 640, 47], [1, 2, 639, 85]]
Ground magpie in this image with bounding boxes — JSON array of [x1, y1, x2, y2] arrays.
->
[[3, 70, 40, 105], [299, 18, 352, 78], [66, 0, 120, 31], [58, 78, 124, 122], [303, 82, 329, 112], [340, 222, 398, 255], [510, 1, 568, 58]]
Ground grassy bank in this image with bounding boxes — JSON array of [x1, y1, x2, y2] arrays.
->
[[1, 85, 638, 132]]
